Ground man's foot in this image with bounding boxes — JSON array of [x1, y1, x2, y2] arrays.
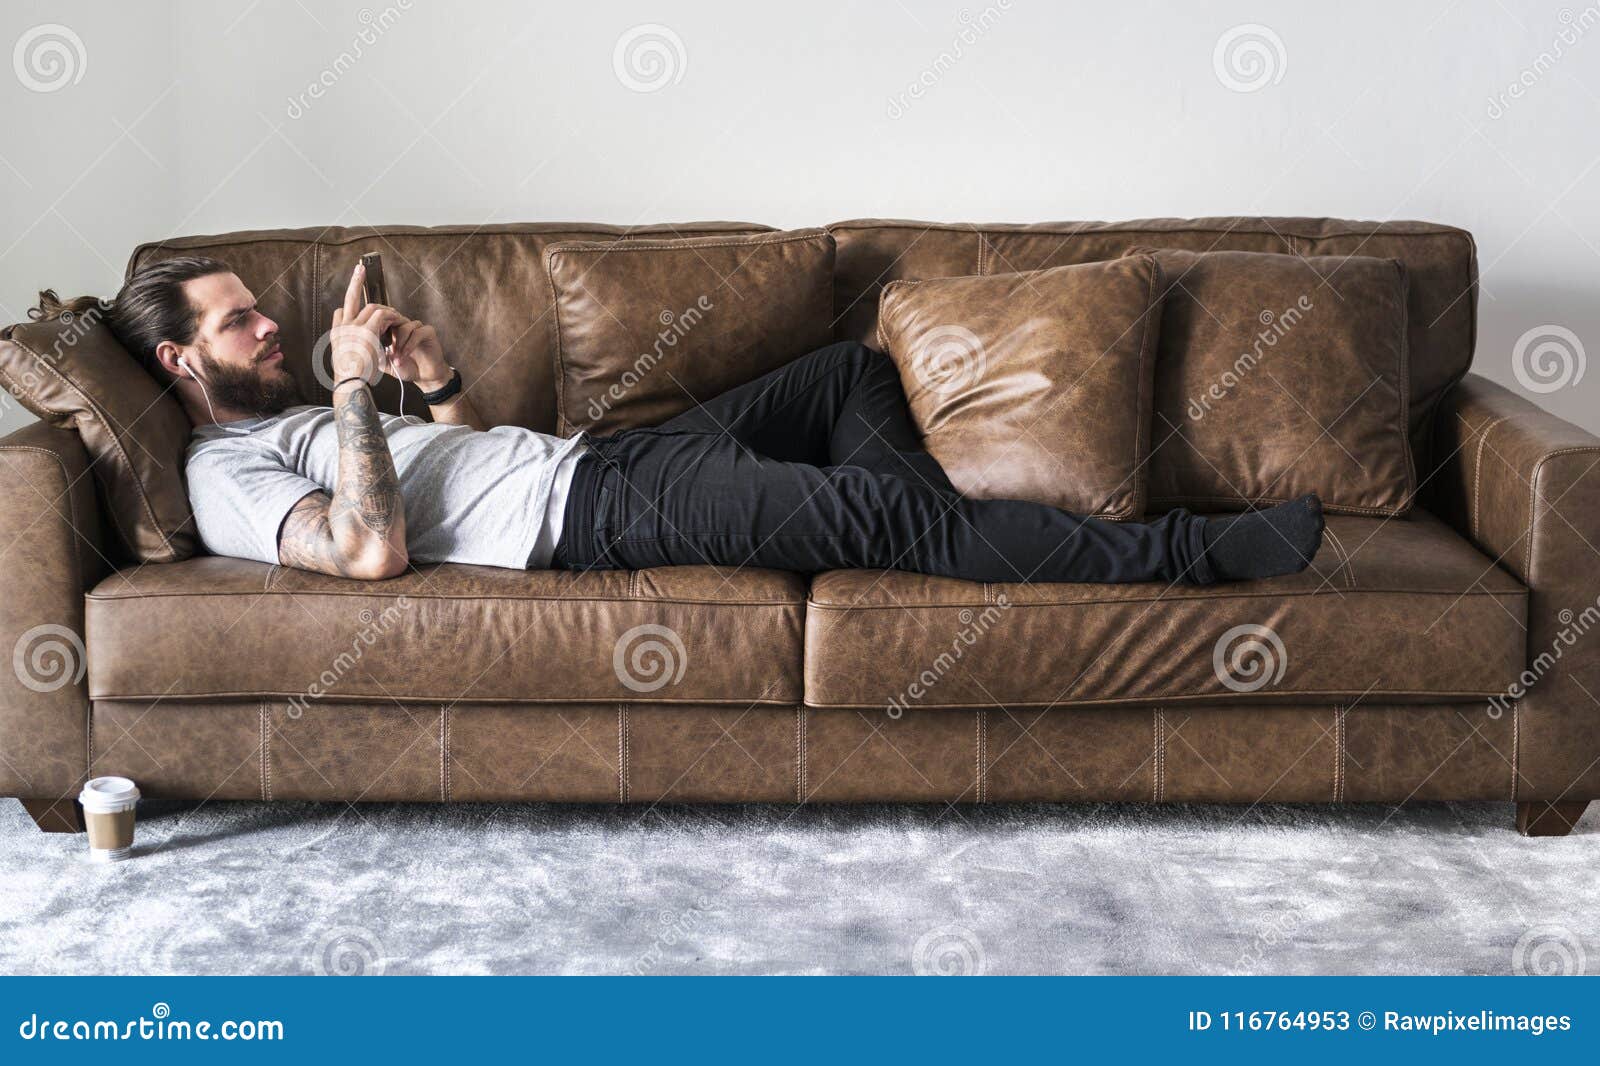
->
[[1202, 494, 1325, 581]]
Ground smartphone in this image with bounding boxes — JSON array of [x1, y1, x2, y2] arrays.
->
[[359, 252, 396, 348]]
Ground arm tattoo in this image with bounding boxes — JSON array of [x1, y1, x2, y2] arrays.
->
[[332, 384, 402, 537], [276, 384, 406, 577], [278, 491, 348, 575]]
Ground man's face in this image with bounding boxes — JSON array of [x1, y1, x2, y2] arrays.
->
[[180, 272, 303, 415]]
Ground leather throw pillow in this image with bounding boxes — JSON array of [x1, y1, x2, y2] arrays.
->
[[547, 228, 835, 435], [876, 255, 1163, 520], [1129, 248, 1413, 516], [0, 292, 197, 562]]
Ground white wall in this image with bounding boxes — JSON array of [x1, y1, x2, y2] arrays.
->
[[4, 0, 1597, 437]]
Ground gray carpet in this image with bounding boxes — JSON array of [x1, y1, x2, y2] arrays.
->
[[1, 798, 1595, 975]]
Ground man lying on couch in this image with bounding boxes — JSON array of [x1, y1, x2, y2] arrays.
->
[[107, 256, 1324, 585]]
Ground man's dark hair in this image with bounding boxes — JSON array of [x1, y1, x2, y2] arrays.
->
[[105, 256, 233, 377]]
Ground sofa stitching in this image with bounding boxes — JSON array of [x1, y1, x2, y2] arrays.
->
[[1119, 256, 1162, 521], [546, 230, 827, 257], [262, 700, 272, 802], [974, 709, 983, 804], [1147, 494, 1405, 517], [976, 232, 987, 276], [1511, 701, 1520, 801], [1152, 709, 1162, 802], [794, 706, 802, 803], [1470, 415, 1506, 539], [438, 705, 447, 803], [1334, 705, 1345, 802], [547, 245, 570, 435], [800, 707, 808, 803], [134, 225, 770, 258], [1525, 446, 1600, 577], [804, 587, 1524, 611], [825, 219, 1472, 241]]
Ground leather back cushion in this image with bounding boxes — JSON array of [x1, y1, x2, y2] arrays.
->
[[547, 229, 835, 435], [1137, 248, 1414, 516], [876, 255, 1162, 519], [0, 296, 198, 561], [830, 218, 1476, 475], [126, 222, 776, 435]]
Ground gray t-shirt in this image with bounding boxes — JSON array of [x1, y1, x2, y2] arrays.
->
[[186, 406, 588, 569]]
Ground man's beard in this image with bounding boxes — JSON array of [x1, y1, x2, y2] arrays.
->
[[194, 342, 304, 416]]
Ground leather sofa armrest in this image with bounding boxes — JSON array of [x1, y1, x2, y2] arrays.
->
[[1429, 372, 1600, 801], [0, 420, 108, 800]]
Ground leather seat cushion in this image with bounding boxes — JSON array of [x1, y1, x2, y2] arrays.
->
[[86, 557, 805, 704], [804, 510, 1526, 709], [875, 255, 1162, 519]]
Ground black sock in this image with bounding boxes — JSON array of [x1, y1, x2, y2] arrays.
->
[[1202, 494, 1325, 581]]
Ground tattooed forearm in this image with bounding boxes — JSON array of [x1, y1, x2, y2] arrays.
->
[[276, 383, 408, 579], [332, 384, 403, 540], [278, 492, 349, 575]]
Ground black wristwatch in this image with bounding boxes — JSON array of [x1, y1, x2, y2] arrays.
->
[[418, 368, 462, 405]]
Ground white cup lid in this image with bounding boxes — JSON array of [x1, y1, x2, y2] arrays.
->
[[79, 776, 140, 809]]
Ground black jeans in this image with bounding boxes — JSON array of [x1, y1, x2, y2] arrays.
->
[[551, 341, 1216, 584]]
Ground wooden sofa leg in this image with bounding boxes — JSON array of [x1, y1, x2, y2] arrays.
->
[[19, 798, 84, 833], [1516, 800, 1589, 837]]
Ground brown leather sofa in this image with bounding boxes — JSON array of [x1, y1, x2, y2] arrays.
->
[[2, 217, 1595, 838]]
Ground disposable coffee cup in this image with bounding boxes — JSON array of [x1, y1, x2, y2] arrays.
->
[[78, 776, 139, 863]]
